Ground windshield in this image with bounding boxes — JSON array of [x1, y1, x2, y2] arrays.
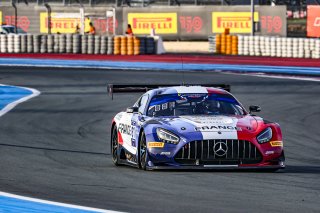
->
[[147, 93, 245, 117], [3, 27, 15, 33]]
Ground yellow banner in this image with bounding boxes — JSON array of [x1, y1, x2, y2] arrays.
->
[[212, 12, 259, 33], [0, 11, 2, 25], [128, 13, 177, 34], [40, 12, 90, 34]]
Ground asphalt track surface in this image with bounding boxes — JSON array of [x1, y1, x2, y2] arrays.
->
[[0, 67, 319, 213]]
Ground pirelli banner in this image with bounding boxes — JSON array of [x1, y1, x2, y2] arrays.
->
[[307, 6, 320, 37], [0, 5, 285, 40], [123, 6, 286, 40]]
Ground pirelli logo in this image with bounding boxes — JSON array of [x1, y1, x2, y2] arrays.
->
[[148, 142, 165, 148], [270, 141, 283, 147], [128, 13, 177, 34], [212, 12, 259, 33]]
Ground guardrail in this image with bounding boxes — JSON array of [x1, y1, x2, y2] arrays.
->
[[0, 34, 157, 55], [209, 35, 320, 59]]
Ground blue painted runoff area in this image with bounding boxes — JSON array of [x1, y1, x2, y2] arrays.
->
[[0, 85, 33, 110], [0, 195, 101, 213], [0, 58, 319, 76]]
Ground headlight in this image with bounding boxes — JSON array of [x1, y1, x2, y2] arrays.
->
[[156, 128, 179, 144], [257, 127, 273, 144]]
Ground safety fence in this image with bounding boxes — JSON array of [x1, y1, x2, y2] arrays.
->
[[0, 34, 156, 55], [209, 35, 320, 59]]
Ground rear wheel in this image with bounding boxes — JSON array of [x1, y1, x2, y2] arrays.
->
[[138, 133, 148, 170], [111, 126, 119, 166]]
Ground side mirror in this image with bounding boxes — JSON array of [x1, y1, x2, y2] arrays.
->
[[126, 106, 139, 113], [249, 105, 261, 114]]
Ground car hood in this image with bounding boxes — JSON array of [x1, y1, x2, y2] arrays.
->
[[149, 115, 259, 134]]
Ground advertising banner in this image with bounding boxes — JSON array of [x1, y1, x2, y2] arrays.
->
[[40, 12, 90, 34], [212, 12, 259, 34], [0, 11, 2, 24], [307, 6, 320, 37], [127, 13, 177, 34]]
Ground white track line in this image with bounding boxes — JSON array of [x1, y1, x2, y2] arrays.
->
[[0, 191, 124, 212], [223, 72, 320, 82], [0, 84, 41, 117]]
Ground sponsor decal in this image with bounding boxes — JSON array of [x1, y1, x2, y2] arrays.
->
[[118, 123, 135, 136], [148, 142, 165, 148], [195, 125, 242, 131], [160, 151, 171, 155], [40, 12, 90, 33], [265, 150, 275, 155], [307, 6, 320, 37], [212, 12, 259, 33], [182, 116, 234, 124], [127, 13, 177, 34], [270, 141, 283, 147], [4, 16, 30, 32], [260, 15, 283, 34], [179, 16, 203, 33]]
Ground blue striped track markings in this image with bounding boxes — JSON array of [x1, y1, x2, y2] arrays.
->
[[0, 192, 123, 213], [0, 84, 40, 117], [0, 58, 319, 76]]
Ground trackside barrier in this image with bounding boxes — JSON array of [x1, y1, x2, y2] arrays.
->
[[0, 34, 158, 56], [210, 35, 320, 59]]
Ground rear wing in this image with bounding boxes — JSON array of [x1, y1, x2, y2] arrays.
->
[[107, 84, 230, 99]]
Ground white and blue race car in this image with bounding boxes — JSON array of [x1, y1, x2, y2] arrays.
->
[[110, 85, 285, 170]]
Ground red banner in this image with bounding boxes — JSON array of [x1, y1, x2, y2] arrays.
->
[[307, 6, 320, 37]]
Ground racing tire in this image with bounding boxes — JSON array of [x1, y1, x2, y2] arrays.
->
[[138, 132, 148, 170], [111, 126, 119, 166]]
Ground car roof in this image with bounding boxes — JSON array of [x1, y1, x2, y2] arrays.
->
[[147, 86, 230, 96]]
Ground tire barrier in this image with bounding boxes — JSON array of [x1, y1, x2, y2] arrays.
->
[[66, 34, 73, 54], [0, 34, 157, 56], [33, 34, 41, 53], [139, 37, 146, 55], [81, 35, 87, 54], [73, 34, 81, 54], [21, 34, 27, 53], [146, 37, 155, 54], [87, 35, 94, 54], [54, 34, 59, 53], [58, 34, 66, 53], [208, 35, 216, 53], [40, 35, 47, 53], [134, 37, 140, 55], [47, 34, 54, 53], [127, 36, 134, 56], [27, 34, 33, 53], [210, 35, 320, 59], [120, 36, 127, 56], [107, 36, 113, 55], [7, 34, 14, 53], [0, 35, 7, 53], [113, 36, 120, 55], [14, 34, 21, 53], [94, 35, 100, 55], [100, 35, 107, 55]]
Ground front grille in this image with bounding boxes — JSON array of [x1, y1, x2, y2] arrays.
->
[[174, 140, 262, 165]]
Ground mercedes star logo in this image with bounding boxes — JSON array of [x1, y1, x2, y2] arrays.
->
[[213, 141, 228, 156]]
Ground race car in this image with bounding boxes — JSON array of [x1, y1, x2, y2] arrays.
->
[[110, 85, 285, 171]]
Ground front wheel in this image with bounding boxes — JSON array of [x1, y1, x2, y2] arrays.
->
[[138, 133, 148, 170], [111, 126, 119, 166]]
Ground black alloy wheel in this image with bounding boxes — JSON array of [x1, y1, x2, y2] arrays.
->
[[139, 133, 148, 170], [111, 126, 119, 166]]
